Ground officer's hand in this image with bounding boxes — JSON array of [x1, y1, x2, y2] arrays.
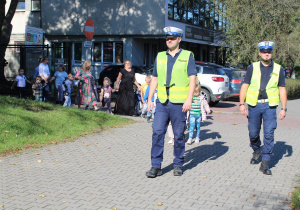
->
[[148, 100, 154, 113], [278, 110, 286, 120], [239, 104, 247, 115], [182, 99, 192, 112]]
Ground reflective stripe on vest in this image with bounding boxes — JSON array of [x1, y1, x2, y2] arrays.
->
[[245, 61, 280, 106], [157, 50, 192, 103]]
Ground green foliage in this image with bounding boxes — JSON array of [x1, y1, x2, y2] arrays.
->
[[0, 96, 133, 156], [221, 0, 300, 67], [291, 179, 300, 210], [286, 79, 300, 99]]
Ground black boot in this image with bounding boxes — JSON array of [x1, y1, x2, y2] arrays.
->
[[146, 167, 162, 178], [56, 101, 59, 104], [250, 149, 262, 164], [259, 160, 272, 175]]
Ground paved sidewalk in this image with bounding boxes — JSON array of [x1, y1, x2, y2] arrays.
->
[[0, 99, 299, 210]]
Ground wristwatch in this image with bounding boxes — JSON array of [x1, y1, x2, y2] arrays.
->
[[281, 108, 287, 111]]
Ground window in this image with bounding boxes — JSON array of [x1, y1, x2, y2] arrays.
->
[[93, 43, 102, 62], [74, 43, 82, 61], [14, 41, 25, 53], [31, 0, 40, 11], [16, 0, 25, 11], [115, 42, 123, 63], [103, 42, 113, 63], [93, 42, 123, 63], [202, 67, 215, 74]]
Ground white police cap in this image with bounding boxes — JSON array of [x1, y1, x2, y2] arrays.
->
[[257, 41, 275, 51], [163, 26, 183, 37]]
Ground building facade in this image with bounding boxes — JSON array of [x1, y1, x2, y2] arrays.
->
[[5, 0, 226, 80]]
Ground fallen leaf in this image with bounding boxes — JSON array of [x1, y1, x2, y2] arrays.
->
[[45, 132, 48, 135], [4, 131, 9, 133], [39, 194, 46, 197], [26, 165, 32, 167], [85, 144, 89, 146], [157, 202, 163, 206], [133, 134, 137, 137], [279, 201, 286, 204], [107, 147, 111, 149], [0, 205, 4, 207], [27, 135, 31, 138], [54, 160, 59, 162], [37, 160, 42, 163], [249, 197, 254, 199], [252, 194, 256, 197], [63, 201, 67, 203], [202, 176, 207, 178]]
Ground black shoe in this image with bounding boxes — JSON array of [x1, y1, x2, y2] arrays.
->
[[259, 160, 272, 175], [173, 166, 183, 176], [250, 149, 262, 164], [146, 167, 162, 178], [147, 117, 151, 123]]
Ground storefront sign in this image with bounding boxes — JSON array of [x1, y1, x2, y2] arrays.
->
[[85, 18, 95, 40], [25, 26, 43, 45], [185, 26, 214, 43]]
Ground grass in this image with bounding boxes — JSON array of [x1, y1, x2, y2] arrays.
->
[[286, 79, 300, 99], [291, 179, 300, 210], [0, 96, 133, 156]]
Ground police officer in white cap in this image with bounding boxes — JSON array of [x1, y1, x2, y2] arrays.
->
[[146, 26, 197, 178], [239, 41, 287, 175]]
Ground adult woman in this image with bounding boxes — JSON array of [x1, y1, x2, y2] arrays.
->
[[38, 56, 50, 102], [75, 60, 98, 110], [114, 60, 141, 116], [49, 65, 68, 104]]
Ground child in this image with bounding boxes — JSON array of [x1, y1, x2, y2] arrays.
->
[[143, 85, 156, 123], [187, 84, 210, 144], [63, 73, 75, 107], [100, 77, 115, 114], [11, 69, 31, 98], [140, 76, 151, 118], [49, 65, 68, 104], [32, 76, 46, 101]]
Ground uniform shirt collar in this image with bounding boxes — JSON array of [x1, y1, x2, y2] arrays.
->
[[260, 60, 273, 67], [166, 48, 182, 56]]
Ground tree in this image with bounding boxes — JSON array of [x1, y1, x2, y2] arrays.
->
[[220, 0, 300, 69], [0, 0, 19, 85]]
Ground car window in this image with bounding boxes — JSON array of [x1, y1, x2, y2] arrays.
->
[[232, 71, 241, 78], [216, 68, 226, 75], [104, 66, 115, 72], [202, 67, 215, 74], [196, 66, 202, 73]]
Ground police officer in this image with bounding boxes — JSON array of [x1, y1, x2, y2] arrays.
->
[[146, 26, 197, 178], [239, 41, 287, 175]]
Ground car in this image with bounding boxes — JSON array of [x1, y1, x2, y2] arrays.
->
[[195, 61, 230, 106], [98, 65, 150, 88], [222, 68, 246, 98]]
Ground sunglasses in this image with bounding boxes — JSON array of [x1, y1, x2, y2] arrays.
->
[[166, 37, 177, 41], [260, 50, 272, 54]]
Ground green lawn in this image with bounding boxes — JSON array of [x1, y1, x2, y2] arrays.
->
[[291, 179, 300, 210], [0, 96, 133, 156]]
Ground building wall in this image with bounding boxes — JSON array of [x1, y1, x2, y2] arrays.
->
[[42, 0, 165, 36]]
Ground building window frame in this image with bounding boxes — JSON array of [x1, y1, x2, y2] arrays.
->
[[31, 0, 41, 11], [16, 0, 26, 11]]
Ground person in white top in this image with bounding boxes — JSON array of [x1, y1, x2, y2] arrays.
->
[[38, 56, 50, 102], [11, 69, 32, 98]]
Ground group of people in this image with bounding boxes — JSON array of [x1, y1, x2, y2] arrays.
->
[[11, 25, 287, 178]]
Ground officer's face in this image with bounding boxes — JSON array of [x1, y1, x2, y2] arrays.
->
[[259, 50, 273, 63], [166, 37, 181, 50]]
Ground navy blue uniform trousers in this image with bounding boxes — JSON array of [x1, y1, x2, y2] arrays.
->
[[248, 102, 277, 161], [151, 100, 187, 169]]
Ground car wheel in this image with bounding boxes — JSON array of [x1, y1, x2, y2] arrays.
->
[[201, 89, 211, 104], [210, 101, 219, 106]]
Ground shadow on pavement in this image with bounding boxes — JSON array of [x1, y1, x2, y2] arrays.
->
[[162, 141, 228, 174], [269, 141, 293, 168]]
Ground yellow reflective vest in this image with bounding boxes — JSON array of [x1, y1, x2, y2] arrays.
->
[[157, 50, 192, 103], [245, 61, 281, 106]]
